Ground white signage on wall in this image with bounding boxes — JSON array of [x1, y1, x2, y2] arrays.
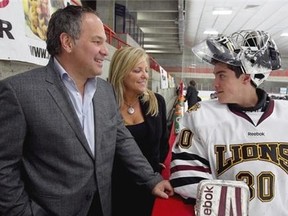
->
[[280, 87, 287, 94], [0, 0, 80, 66], [160, 66, 168, 89], [168, 74, 175, 88]]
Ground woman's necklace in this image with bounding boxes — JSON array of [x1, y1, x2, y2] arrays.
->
[[124, 99, 138, 115]]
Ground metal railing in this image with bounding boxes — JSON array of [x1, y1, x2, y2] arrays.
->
[[104, 24, 160, 72]]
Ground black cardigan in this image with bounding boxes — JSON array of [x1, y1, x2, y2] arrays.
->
[[139, 93, 169, 171]]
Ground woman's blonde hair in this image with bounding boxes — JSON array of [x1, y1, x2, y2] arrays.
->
[[108, 46, 159, 116]]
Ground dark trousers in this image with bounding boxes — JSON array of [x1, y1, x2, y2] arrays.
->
[[87, 192, 103, 216]]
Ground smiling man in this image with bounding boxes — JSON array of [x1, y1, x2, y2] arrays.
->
[[0, 5, 173, 216]]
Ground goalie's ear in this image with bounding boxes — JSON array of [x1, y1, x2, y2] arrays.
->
[[195, 180, 249, 216]]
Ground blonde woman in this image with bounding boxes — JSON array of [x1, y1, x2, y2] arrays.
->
[[108, 46, 169, 216]]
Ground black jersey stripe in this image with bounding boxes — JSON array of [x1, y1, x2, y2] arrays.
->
[[172, 152, 210, 166]]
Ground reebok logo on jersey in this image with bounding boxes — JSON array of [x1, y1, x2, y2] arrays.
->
[[248, 132, 265, 136]]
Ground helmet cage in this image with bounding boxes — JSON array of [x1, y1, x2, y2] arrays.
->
[[192, 30, 281, 86]]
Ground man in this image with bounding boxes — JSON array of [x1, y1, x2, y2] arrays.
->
[[185, 80, 199, 109], [169, 30, 286, 215], [0, 5, 173, 216]]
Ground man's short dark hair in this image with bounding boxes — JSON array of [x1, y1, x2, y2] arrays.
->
[[211, 59, 243, 78], [190, 80, 196, 86]]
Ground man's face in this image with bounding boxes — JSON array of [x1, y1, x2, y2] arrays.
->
[[71, 13, 108, 79], [213, 62, 247, 104]]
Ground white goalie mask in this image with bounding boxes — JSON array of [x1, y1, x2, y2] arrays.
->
[[192, 30, 281, 87]]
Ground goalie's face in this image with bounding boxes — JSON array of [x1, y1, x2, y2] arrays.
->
[[213, 62, 252, 105]]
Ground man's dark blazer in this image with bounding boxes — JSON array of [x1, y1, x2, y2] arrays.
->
[[0, 59, 162, 216]]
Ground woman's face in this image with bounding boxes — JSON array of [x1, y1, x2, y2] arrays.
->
[[123, 57, 149, 94]]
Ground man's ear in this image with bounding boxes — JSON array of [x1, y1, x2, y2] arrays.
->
[[60, 33, 73, 53], [242, 74, 251, 85]]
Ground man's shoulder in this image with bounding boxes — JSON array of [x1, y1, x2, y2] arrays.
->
[[96, 77, 114, 88], [96, 76, 109, 85], [2, 66, 46, 83], [95, 77, 114, 95]]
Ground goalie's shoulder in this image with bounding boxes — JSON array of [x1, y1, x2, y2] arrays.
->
[[274, 99, 288, 111], [182, 100, 226, 130], [186, 99, 225, 116]]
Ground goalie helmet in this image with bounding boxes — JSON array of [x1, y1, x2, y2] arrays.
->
[[192, 30, 281, 87]]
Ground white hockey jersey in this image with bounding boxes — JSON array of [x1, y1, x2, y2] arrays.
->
[[170, 99, 288, 215]]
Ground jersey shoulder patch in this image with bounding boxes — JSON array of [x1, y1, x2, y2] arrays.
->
[[187, 103, 201, 113]]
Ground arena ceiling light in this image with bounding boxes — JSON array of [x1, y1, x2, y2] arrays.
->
[[212, 8, 232, 15], [280, 32, 288, 37], [203, 30, 219, 35]]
